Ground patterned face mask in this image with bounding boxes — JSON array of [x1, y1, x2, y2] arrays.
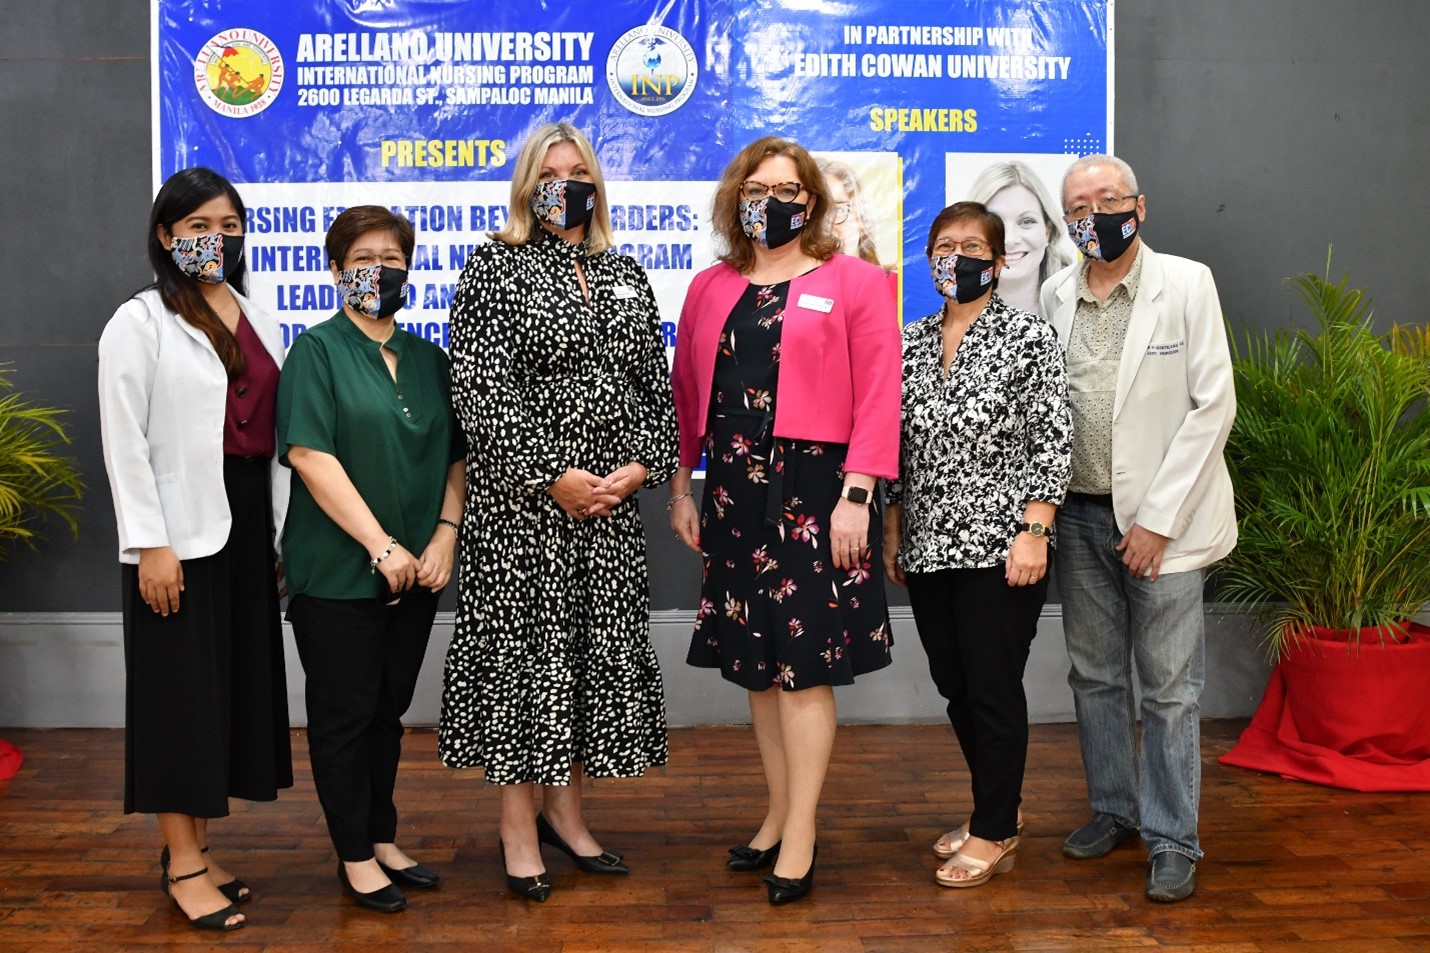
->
[[530, 179, 597, 230], [336, 263, 410, 319], [739, 196, 807, 251], [170, 232, 244, 284], [1066, 208, 1139, 262], [929, 253, 995, 303]]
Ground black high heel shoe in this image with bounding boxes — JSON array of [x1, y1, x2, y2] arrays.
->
[[500, 841, 552, 902], [763, 846, 817, 905], [161, 866, 244, 931], [535, 813, 630, 875], [727, 841, 781, 871], [337, 861, 406, 913], [161, 845, 250, 903]]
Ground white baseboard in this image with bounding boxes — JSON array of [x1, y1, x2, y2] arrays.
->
[[0, 606, 1280, 728]]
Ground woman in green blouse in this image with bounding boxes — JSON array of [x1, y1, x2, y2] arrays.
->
[[276, 205, 465, 913]]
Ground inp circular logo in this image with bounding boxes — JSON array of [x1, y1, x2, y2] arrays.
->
[[606, 25, 698, 117], [194, 29, 284, 117]]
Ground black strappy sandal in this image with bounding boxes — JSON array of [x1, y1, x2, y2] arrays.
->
[[161, 845, 251, 903], [161, 866, 244, 931]]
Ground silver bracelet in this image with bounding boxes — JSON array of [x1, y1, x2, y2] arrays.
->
[[666, 491, 693, 511], [369, 536, 398, 574]]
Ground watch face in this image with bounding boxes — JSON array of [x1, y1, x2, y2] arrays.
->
[[844, 486, 869, 504], [1027, 522, 1046, 536]]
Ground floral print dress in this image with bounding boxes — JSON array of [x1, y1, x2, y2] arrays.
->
[[685, 280, 893, 691]]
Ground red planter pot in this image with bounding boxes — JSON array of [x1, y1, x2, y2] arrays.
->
[[0, 739, 21, 782], [1220, 622, 1430, 791]]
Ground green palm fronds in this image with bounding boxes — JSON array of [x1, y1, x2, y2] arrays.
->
[[1219, 253, 1430, 657], [0, 364, 83, 559]]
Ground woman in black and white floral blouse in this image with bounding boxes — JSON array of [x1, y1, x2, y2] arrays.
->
[[884, 201, 1071, 890]]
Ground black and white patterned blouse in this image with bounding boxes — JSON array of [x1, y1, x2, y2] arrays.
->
[[886, 294, 1072, 572]]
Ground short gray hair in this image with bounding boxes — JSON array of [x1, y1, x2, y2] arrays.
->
[[1062, 154, 1139, 202]]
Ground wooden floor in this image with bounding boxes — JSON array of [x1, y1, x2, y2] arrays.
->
[[1, 722, 1428, 952]]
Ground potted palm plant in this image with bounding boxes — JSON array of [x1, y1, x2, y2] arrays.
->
[[0, 362, 83, 783], [1218, 256, 1430, 791], [0, 363, 83, 559]]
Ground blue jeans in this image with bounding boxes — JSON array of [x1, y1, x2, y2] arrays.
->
[[1054, 493, 1206, 861]]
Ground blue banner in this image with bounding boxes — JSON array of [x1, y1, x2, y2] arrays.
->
[[156, 0, 1110, 341]]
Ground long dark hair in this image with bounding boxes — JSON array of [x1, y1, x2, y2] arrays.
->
[[145, 167, 249, 378]]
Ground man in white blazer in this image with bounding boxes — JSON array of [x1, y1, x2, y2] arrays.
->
[[1039, 155, 1236, 903]]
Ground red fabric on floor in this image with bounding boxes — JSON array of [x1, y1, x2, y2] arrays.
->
[[1221, 623, 1430, 791], [0, 739, 22, 781]]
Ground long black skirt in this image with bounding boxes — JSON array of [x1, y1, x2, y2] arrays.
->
[[123, 455, 293, 817]]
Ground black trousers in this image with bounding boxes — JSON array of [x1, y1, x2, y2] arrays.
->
[[288, 588, 438, 862], [905, 566, 1048, 841]]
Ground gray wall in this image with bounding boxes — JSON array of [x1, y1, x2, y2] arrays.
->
[[1, 2, 152, 610], [2, 2, 1427, 724], [1113, 2, 1430, 334]]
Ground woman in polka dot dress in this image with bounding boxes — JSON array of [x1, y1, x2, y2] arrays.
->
[[440, 123, 678, 901]]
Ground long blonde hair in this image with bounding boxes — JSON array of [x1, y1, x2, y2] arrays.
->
[[967, 160, 1076, 285], [817, 157, 881, 266], [493, 122, 616, 254]]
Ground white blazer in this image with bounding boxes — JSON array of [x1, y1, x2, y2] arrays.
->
[[98, 287, 290, 564], [1041, 244, 1237, 574]]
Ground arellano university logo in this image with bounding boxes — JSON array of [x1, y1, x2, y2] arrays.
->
[[194, 29, 284, 117], [606, 24, 698, 117]]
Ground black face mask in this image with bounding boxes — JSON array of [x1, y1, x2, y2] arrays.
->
[[739, 196, 808, 250], [1067, 207, 1140, 263], [336, 264, 409, 320], [930, 253, 996, 304], [531, 178, 598, 230], [170, 232, 245, 284]]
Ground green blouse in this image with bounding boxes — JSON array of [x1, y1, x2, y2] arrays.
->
[[277, 312, 464, 600]]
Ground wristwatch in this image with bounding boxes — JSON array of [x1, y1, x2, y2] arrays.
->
[[841, 485, 870, 505], [1020, 521, 1049, 538]]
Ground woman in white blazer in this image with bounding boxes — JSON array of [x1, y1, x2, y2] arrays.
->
[[98, 167, 293, 933]]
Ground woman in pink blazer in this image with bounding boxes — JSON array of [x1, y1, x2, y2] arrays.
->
[[668, 136, 901, 905]]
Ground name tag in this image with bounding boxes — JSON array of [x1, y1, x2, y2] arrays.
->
[[797, 293, 834, 313], [612, 285, 639, 300]]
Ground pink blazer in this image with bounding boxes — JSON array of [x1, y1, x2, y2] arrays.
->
[[672, 254, 901, 479]]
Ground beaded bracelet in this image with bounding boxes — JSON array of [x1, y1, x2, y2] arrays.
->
[[437, 517, 461, 533], [666, 492, 693, 511], [369, 536, 398, 574]]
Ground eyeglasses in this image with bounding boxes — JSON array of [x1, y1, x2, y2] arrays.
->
[[740, 180, 804, 203], [931, 238, 991, 257], [1062, 194, 1139, 221], [832, 201, 852, 225]]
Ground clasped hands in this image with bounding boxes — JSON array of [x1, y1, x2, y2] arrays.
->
[[372, 528, 457, 596], [548, 463, 648, 520]]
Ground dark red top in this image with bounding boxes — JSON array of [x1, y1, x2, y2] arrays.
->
[[223, 314, 280, 458]]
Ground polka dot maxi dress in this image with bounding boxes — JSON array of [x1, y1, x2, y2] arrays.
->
[[440, 229, 678, 785], [686, 280, 893, 691]]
